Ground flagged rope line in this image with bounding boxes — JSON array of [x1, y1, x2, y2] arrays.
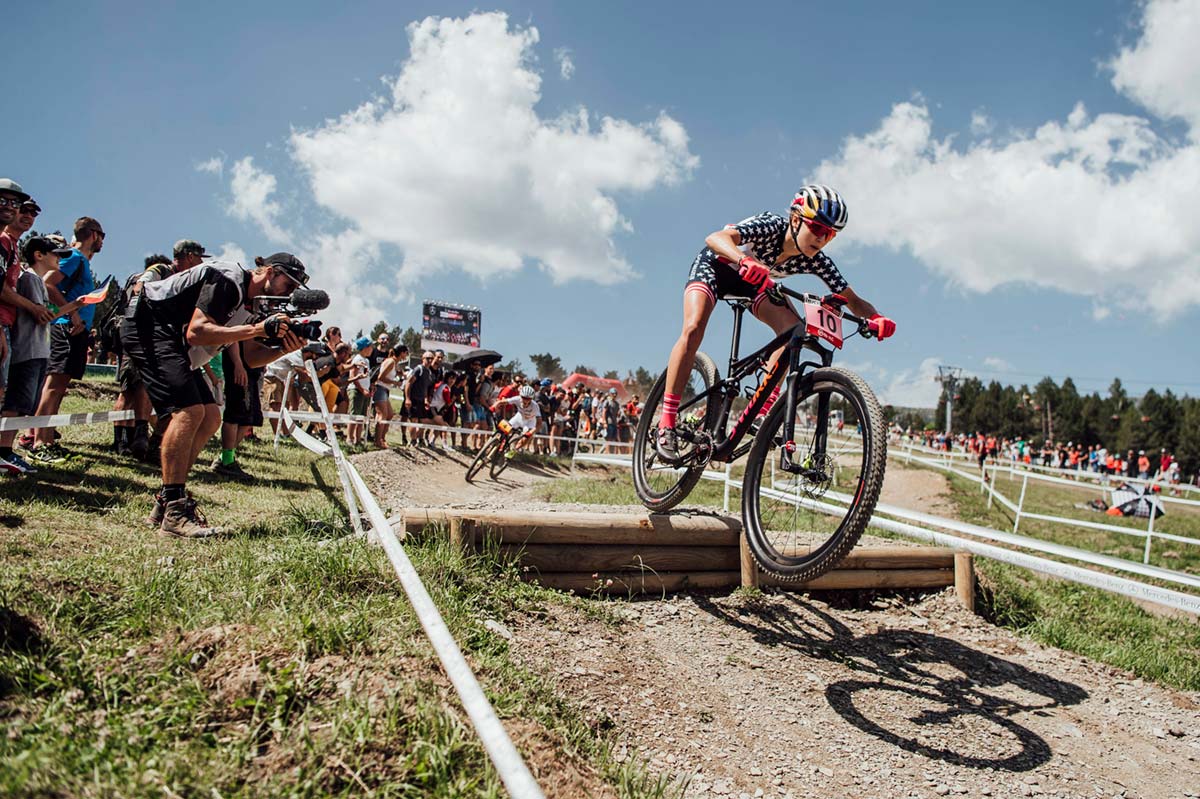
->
[[0, 410, 134, 432]]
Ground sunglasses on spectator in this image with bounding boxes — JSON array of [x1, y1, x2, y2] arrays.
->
[[0, 197, 21, 209], [801, 217, 836, 240]]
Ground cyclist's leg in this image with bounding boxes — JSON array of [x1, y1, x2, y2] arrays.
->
[[663, 286, 715, 413]]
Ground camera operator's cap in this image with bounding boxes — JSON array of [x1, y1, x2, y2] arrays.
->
[[263, 252, 309, 286], [0, 178, 29, 201], [355, 336, 371, 351], [173, 239, 212, 259]]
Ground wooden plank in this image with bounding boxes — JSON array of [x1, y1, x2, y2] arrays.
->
[[463, 510, 741, 546], [502, 544, 740, 573], [526, 567, 954, 595], [740, 531, 759, 588], [955, 551, 975, 612], [763, 568, 955, 591], [786, 546, 954, 570]]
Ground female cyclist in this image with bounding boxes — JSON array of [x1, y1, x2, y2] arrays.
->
[[657, 185, 896, 460]]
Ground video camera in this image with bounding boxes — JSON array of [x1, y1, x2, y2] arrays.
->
[[251, 287, 330, 346]]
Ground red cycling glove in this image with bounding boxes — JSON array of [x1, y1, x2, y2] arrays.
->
[[867, 314, 896, 340], [737, 256, 772, 289]]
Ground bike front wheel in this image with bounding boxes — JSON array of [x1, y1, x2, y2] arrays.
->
[[632, 351, 719, 513], [466, 434, 500, 482], [489, 435, 514, 479], [741, 366, 886, 582]]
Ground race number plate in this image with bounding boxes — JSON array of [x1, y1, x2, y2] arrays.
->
[[804, 300, 844, 348]]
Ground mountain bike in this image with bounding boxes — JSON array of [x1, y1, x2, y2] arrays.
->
[[632, 284, 887, 582], [465, 420, 517, 482]]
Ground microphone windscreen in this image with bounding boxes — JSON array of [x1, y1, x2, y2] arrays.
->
[[291, 288, 330, 310]]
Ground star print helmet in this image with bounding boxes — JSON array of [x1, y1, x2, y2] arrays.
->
[[790, 184, 849, 231], [519, 385, 536, 399]]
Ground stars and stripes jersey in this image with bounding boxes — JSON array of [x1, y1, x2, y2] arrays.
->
[[687, 212, 849, 295]]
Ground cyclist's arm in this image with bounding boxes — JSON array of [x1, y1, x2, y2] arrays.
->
[[704, 228, 747, 264], [838, 286, 879, 319]]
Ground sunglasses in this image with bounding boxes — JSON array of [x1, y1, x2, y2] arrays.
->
[[0, 197, 21, 209], [801, 217, 836, 240]]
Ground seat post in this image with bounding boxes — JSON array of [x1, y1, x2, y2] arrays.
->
[[729, 302, 746, 373]]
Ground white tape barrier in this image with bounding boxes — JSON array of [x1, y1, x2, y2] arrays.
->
[[342, 461, 546, 799], [304, 362, 364, 538], [758, 485, 1200, 616], [0, 410, 134, 432], [278, 408, 332, 457], [266, 411, 369, 425], [284, 369, 545, 798]]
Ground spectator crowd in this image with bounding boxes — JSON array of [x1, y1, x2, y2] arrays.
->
[[0, 173, 642, 536], [892, 427, 1194, 496]]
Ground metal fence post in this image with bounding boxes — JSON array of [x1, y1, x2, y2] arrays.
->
[[1013, 473, 1029, 534], [986, 467, 996, 509], [1143, 507, 1156, 564]]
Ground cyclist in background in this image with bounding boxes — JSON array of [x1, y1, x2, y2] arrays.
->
[[491, 384, 541, 460], [657, 185, 895, 460]]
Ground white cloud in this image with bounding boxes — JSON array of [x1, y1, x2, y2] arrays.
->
[[840, 356, 943, 408], [195, 156, 224, 176], [969, 110, 992, 136], [1108, 0, 1200, 130], [212, 241, 248, 266], [983, 356, 1012, 371], [554, 46, 575, 80], [228, 157, 289, 244], [1092, 304, 1112, 321], [813, 0, 1200, 318], [277, 11, 695, 290]]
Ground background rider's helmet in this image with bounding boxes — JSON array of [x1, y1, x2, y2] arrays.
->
[[790, 184, 849, 231], [519, 385, 536, 398]]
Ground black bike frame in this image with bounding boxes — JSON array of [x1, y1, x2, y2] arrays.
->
[[672, 285, 867, 466]]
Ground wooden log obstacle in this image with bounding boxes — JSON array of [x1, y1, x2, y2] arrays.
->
[[401, 508, 975, 608]]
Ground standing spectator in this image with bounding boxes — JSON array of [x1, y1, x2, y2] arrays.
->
[[601, 388, 620, 453], [0, 237, 76, 474], [1136, 450, 1151, 480], [27, 217, 105, 464], [1158, 448, 1172, 479], [210, 340, 267, 480], [262, 348, 305, 433], [550, 387, 570, 455], [121, 253, 308, 537], [0, 179, 35, 405], [402, 351, 435, 446], [346, 337, 373, 446], [429, 370, 459, 451], [372, 345, 405, 448]]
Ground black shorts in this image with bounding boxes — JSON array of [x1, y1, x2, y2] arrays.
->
[[409, 403, 432, 421], [1, 358, 47, 415], [120, 307, 214, 417], [116, 353, 144, 392], [48, 325, 88, 380], [222, 350, 264, 426]]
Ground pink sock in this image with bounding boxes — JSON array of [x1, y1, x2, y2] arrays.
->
[[661, 393, 681, 429]]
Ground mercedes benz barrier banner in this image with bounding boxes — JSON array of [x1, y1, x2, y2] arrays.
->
[[420, 300, 482, 356]]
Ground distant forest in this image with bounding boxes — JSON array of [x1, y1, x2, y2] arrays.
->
[[890, 376, 1199, 475]]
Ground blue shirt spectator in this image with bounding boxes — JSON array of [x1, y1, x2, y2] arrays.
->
[[54, 248, 95, 328]]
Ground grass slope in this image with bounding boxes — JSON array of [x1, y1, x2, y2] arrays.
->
[[0, 381, 679, 798]]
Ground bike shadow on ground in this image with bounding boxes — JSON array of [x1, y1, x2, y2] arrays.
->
[[691, 592, 1088, 772]]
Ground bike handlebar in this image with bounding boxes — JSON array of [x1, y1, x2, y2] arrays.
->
[[771, 284, 875, 339]]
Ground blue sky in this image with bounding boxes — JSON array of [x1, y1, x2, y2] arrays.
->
[[10, 0, 1200, 406]]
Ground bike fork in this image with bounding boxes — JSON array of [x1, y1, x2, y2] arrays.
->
[[779, 349, 803, 472]]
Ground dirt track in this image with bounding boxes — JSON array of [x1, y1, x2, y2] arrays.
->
[[355, 448, 1200, 799]]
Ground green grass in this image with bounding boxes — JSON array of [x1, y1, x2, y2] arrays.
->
[[937, 469, 1200, 690], [0, 380, 682, 798]]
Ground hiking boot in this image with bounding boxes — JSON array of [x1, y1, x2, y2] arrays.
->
[[655, 428, 680, 461], [160, 497, 222, 539], [2, 453, 37, 474], [29, 443, 70, 465]]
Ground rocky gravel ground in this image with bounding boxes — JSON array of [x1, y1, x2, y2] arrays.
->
[[355, 446, 1200, 799]]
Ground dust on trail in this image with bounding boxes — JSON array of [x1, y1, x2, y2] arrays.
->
[[357, 448, 1200, 799]]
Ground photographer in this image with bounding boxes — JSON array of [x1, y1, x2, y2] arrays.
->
[[120, 252, 309, 538]]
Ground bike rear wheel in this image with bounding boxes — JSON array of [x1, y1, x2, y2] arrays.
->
[[466, 434, 500, 482], [741, 366, 886, 582], [489, 435, 513, 479], [632, 351, 720, 513]]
